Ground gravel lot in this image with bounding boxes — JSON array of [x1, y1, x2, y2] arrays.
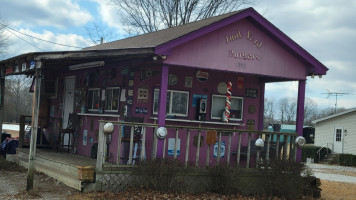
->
[[306, 163, 356, 184]]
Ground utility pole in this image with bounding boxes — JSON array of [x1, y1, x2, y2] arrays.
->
[[27, 64, 42, 191]]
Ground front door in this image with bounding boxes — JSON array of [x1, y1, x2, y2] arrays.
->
[[62, 76, 75, 129], [333, 127, 344, 153]]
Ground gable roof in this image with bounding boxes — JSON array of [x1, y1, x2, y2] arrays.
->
[[83, 9, 244, 50], [84, 7, 328, 75], [312, 108, 356, 124]]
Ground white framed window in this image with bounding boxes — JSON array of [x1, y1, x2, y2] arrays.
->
[[105, 87, 120, 112], [153, 89, 189, 116], [87, 88, 100, 111], [211, 94, 243, 121]]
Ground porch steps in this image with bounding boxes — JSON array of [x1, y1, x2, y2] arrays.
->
[[319, 154, 338, 164], [6, 149, 96, 191]]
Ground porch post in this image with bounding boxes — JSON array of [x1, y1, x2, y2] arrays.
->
[[258, 82, 265, 131], [157, 64, 169, 158], [27, 64, 42, 191], [296, 80, 306, 162], [0, 76, 4, 139]]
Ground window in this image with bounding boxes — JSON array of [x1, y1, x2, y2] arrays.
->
[[87, 88, 100, 111], [153, 89, 189, 116], [335, 129, 342, 142], [211, 95, 243, 121], [105, 87, 120, 112]]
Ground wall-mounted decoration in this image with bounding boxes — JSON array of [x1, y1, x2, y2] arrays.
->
[[75, 88, 87, 109], [206, 130, 217, 145], [107, 68, 116, 80], [30, 61, 35, 69], [127, 98, 133, 105], [135, 107, 148, 114], [217, 82, 227, 94], [83, 130, 88, 146], [21, 63, 26, 71], [246, 88, 258, 98], [168, 138, 181, 156], [248, 105, 256, 114], [130, 71, 135, 78], [196, 70, 209, 82], [128, 80, 134, 87], [168, 73, 178, 85], [192, 94, 208, 107], [140, 69, 160, 81], [213, 141, 225, 158], [193, 135, 204, 147], [237, 77, 244, 90], [128, 89, 134, 96], [247, 119, 255, 130], [185, 76, 193, 88], [137, 85, 149, 102], [5, 67, 13, 74], [121, 68, 128, 75]]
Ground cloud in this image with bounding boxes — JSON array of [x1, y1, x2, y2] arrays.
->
[[0, 0, 93, 29], [4, 28, 91, 57], [257, 0, 356, 109]]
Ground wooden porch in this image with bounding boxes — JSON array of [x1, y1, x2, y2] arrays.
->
[[6, 148, 96, 191]]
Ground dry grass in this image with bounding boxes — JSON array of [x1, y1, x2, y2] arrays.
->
[[320, 180, 356, 200]]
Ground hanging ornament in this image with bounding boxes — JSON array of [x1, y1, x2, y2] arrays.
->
[[224, 82, 232, 123]]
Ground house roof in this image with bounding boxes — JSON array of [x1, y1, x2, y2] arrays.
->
[[83, 10, 244, 51], [1, 7, 328, 76], [312, 108, 356, 124], [84, 7, 328, 76]]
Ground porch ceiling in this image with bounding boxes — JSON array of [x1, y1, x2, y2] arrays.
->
[[0, 48, 155, 76]]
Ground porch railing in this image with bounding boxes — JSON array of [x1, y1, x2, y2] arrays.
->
[[19, 115, 62, 149], [96, 120, 299, 171]]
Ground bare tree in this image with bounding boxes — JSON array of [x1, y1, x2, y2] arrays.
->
[[4, 76, 33, 122], [0, 17, 9, 60], [303, 97, 318, 126], [264, 97, 277, 127], [108, 0, 255, 35], [84, 22, 116, 45]]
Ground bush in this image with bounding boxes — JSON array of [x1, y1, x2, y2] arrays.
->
[[339, 154, 356, 166], [301, 145, 331, 163], [258, 159, 307, 199], [134, 158, 319, 198]]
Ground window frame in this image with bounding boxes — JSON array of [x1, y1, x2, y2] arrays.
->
[[104, 87, 120, 112], [153, 89, 189, 117], [87, 88, 100, 111], [211, 94, 243, 121]]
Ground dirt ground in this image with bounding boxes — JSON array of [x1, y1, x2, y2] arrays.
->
[[1, 156, 356, 200]]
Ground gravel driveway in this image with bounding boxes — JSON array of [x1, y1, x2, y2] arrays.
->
[[306, 163, 356, 184]]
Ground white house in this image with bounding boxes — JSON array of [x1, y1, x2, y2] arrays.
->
[[313, 108, 356, 154]]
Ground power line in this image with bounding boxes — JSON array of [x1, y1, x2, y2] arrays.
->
[[2, 23, 83, 49], [5, 27, 44, 51]]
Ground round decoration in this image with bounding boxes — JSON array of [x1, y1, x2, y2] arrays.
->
[[248, 105, 256, 114], [107, 68, 116, 80], [217, 82, 227, 94], [156, 127, 168, 139], [295, 136, 306, 148], [168, 74, 178, 85], [196, 70, 209, 82], [255, 138, 264, 150], [104, 122, 115, 135]]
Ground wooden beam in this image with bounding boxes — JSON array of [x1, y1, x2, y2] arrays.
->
[[0, 76, 4, 140], [26, 64, 42, 191]]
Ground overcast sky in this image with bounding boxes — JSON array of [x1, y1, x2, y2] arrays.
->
[[0, 0, 355, 110]]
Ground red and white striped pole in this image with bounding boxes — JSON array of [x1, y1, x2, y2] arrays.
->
[[224, 82, 232, 123]]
